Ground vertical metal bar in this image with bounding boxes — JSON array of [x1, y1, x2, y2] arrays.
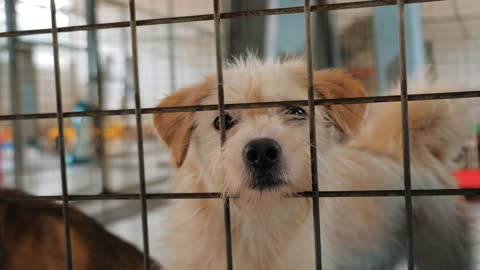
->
[[5, 0, 24, 189], [213, 0, 226, 144], [86, 0, 101, 106], [49, 0, 73, 269], [223, 197, 233, 268], [167, 0, 176, 92], [213, 0, 233, 269], [128, 1, 151, 269], [86, 0, 108, 193], [397, 0, 415, 269], [304, 1, 322, 269]]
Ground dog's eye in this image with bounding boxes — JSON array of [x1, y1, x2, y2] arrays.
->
[[213, 113, 236, 130], [285, 107, 306, 117]]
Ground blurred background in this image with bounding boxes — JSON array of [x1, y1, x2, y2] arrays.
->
[[0, 0, 479, 263]]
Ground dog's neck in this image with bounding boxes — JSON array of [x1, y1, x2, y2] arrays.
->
[[168, 167, 313, 269]]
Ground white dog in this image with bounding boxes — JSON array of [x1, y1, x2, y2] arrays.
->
[[153, 56, 473, 270]]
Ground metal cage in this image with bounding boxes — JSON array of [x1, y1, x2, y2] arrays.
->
[[1, 0, 479, 269]]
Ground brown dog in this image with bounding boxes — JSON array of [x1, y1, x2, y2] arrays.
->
[[0, 189, 161, 270]]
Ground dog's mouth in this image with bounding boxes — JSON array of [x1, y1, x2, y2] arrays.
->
[[248, 171, 287, 192]]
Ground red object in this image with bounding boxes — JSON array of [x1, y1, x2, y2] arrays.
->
[[0, 140, 3, 187], [454, 169, 480, 189]]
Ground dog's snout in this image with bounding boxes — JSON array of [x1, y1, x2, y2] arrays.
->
[[243, 138, 281, 169], [243, 138, 285, 191]]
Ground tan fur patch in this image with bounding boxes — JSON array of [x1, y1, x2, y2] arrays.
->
[[312, 69, 368, 137], [243, 83, 268, 117], [56, 221, 90, 270], [245, 108, 270, 117], [351, 98, 469, 171], [1, 189, 159, 270], [245, 82, 265, 103], [153, 79, 213, 167]]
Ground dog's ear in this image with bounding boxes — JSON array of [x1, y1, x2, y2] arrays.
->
[[153, 80, 211, 167], [313, 69, 368, 137]]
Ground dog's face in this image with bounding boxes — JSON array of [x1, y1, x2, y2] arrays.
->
[[154, 59, 367, 197]]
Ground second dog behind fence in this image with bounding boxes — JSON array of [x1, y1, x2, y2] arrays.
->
[[0, 189, 161, 270]]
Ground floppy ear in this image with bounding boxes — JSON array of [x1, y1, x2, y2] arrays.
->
[[313, 69, 368, 137], [153, 80, 212, 167]]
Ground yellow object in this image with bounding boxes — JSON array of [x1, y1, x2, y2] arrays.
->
[[101, 123, 125, 140], [45, 122, 125, 143], [46, 127, 76, 141]]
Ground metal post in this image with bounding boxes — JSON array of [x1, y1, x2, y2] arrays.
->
[[86, 0, 108, 192], [313, 0, 338, 69], [5, 0, 24, 189], [228, 0, 267, 59], [167, 0, 176, 92]]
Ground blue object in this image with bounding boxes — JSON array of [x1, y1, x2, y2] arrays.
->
[[67, 101, 94, 165], [1, 143, 13, 151]]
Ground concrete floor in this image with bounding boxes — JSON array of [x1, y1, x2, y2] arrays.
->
[[1, 141, 479, 269]]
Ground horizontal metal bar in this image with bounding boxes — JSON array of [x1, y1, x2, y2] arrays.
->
[[0, 90, 478, 121], [423, 14, 480, 25], [0, 0, 441, 39], [2, 189, 479, 202]]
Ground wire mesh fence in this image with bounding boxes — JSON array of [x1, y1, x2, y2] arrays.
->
[[1, 0, 480, 270]]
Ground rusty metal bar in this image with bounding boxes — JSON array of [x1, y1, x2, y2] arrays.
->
[[2, 188, 479, 202], [128, 1, 151, 269], [1, 90, 479, 121], [49, 0, 73, 269], [212, 0, 234, 269], [304, 0, 322, 269], [0, 0, 442, 39], [397, 0, 415, 268]]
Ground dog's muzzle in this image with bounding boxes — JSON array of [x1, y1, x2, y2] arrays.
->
[[243, 138, 285, 191]]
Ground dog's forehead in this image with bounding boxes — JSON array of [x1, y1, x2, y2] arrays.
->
[[202, 62, 308, 105]]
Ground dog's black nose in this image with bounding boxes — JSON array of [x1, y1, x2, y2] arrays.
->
[[243, 138, 281, 170]]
